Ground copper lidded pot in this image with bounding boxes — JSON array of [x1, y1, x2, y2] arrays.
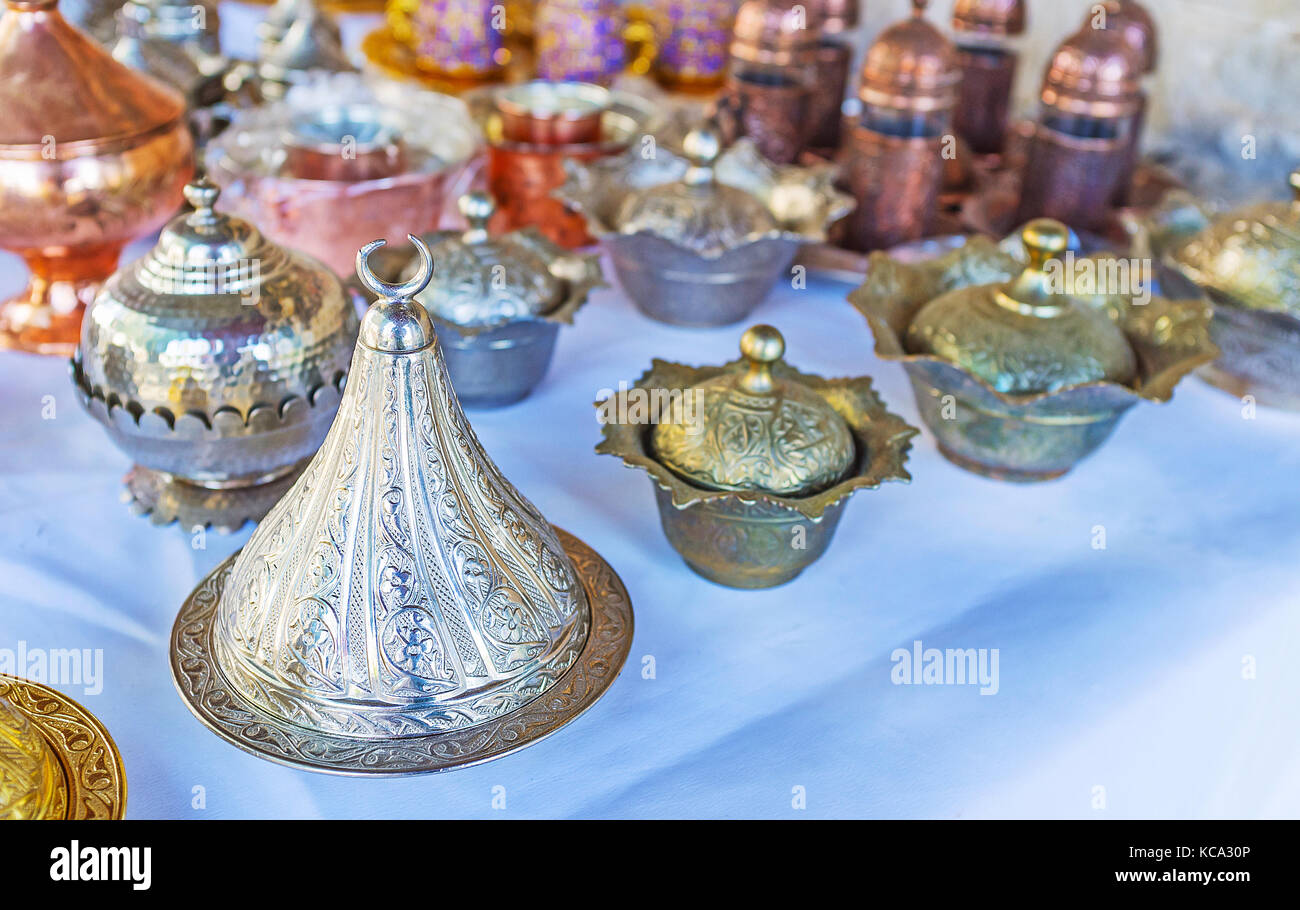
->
[[0, 0, 194, 355], [1092, 0, 1158, 207], [720, 0, 825, 165], [806, 0, 859, 151], [951, 0, 1026, 156], [842, 0, 960, 252], [1013, 17, 1144, 232]]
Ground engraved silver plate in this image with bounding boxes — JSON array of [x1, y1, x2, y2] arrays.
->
[[170, 528, 632, 775]]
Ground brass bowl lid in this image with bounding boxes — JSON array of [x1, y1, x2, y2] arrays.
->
[[1170, 169, 1300, 318], [952, 0, 1026, 38], [613, 126, 780, 257], [0, 675, 126, 819], [1092, 0, 1157, 74], [1040, 19, 1144, 118], [0, 0, 186, 149], [904, 220, 1138, 394], [411, 192, 572, 328], [730, 0, 824, 67], [858, 0, 962, 113], [651, 325, 855, 496]]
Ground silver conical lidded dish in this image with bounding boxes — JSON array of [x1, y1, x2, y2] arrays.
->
[[170, 236, 634, 775]]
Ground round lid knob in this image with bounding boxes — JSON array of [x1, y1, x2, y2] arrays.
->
[[1289, 169, 1300, 202], [651, 325, 856, 496], [459, 190, 496, 243], [737, 324, 784, 394]]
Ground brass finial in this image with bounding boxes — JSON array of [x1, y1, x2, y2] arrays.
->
[[682, 125, 722, 187], [738, 324, 784, 394], [1000, 219, 1072, 314]]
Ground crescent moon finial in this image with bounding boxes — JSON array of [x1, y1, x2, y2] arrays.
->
[[355, 234, 435, 300]]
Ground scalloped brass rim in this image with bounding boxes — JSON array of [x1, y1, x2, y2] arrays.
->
[[595, 357, 918, 520]]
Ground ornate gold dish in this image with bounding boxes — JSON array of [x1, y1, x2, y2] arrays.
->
[[558, 124, 853, 327], [849, 220, 1219, 482], [71, 179, 359, 530], [1148, 170, 1300, 411], [205, 72, 480, 277], [0, 0, 194, 356], [0, 674, 126, 820], [170, 236, 633, 774], [596, 325, 916, 588], [383, 190, 604, 408]]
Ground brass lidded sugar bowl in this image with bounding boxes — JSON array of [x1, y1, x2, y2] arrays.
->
[[558, 124, 853, 327], [389, 190, 603, 408], [169, 235, 633, 774], [850, 220, 1219, 481], [1150, 169, 1300, 411], [597, 325, 917, 588], [71, 178, 360, 530], [0, 674, 126, 819], [0, 0, 194, 356]]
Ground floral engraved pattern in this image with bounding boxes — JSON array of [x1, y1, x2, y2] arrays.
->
[[206, 317, 592, 739], [170, 530, 631, 775]]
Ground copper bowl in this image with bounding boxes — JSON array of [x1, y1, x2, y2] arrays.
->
[[496, 81, 611, 146]]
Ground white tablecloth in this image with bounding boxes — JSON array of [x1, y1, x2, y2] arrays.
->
[[0, 5, 1296, 819]]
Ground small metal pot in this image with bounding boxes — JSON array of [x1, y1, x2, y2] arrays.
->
[[391, 191, 604, 408], [597, 325, 916, 588], [558, 125, 853, 328]]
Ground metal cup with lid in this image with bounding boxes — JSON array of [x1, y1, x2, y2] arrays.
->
[[71, 178, 360, 529], [851, 219, 1219, 481], [387, 190, 604, 407], [1150, 169, 1300, 410], [597, 325, 917, 588], [558, 124, 854, 327]]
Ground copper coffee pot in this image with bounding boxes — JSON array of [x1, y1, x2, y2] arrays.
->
[[951, 0, 1026, 156], [0, 0, 193, 355], [841, 0, 960, 252], [1092, 0, 1158, 206], [1013, 16, 1143, 232], [720, 0, 826, 165]]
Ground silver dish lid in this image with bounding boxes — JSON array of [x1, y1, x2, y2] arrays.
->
[[407, 192, 602, 330], [612, 126, 779, 257]]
